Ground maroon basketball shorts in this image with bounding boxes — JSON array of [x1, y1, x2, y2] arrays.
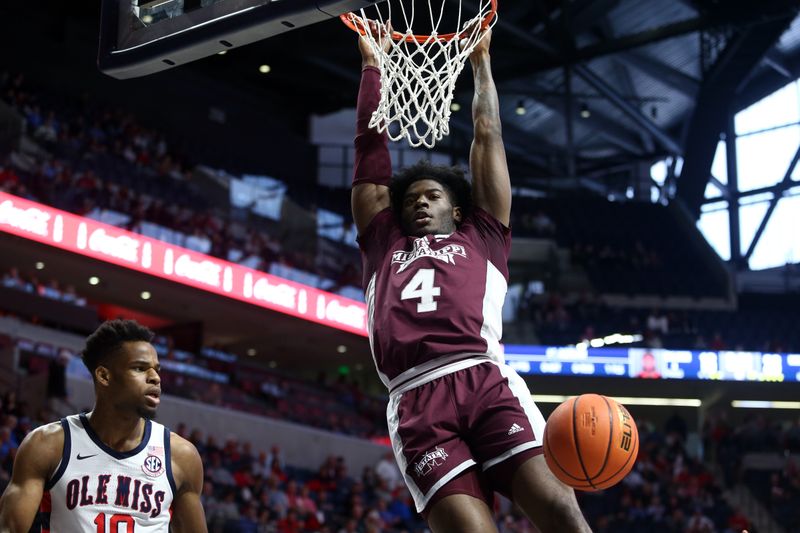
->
[[386, 359, 546, 513]]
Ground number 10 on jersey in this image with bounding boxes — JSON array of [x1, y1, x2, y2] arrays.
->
[[94, 512, 135, 532], [401, 269, 441, 313]]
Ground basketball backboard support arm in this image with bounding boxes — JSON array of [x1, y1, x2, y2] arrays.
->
[[99, 0, 380, 79]]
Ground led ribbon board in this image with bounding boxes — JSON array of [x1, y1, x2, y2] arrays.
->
[[504, 345, 798, 382], [0, 192, 367, 336]]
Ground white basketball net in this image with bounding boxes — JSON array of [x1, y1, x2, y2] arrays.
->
[[349, 0, 497, 148]]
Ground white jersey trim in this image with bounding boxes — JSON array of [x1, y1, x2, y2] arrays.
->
[[44, 418, 71, 491], [389, 355, 494, 396], [419, 459, 476, 512], [482, 442, 539, 471], [479, 260, 506, 361], [387, 394, 424, 509], [365, 273, 391, 387]]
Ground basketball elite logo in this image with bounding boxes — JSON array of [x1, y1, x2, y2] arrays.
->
[[618, 407, 634, 452], [392, 238, 467, 273], [414, 447, 448, 477]]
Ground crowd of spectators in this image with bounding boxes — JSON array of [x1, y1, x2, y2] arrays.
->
[[579, 416, 750, 533], [516, 290, 800, 353], [704, 411, 800, 530], [0, 71, 358, 294], [186, 429, 427, 533], [0, 390, 34, 494], [1, 267, 86, 307], [0, 379, 767, 533]]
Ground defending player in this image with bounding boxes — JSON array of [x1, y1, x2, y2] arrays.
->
[[0, 319, 207, 532], [351, 23, 592, 532]]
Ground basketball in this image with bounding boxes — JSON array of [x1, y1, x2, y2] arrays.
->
[[543, 394, 639, 491]]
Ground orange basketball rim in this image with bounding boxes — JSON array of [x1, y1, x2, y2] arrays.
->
[[340, 0, 498, 43]]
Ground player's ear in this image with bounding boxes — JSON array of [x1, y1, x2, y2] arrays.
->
[[95, 365, 111, 387], [453, 206, 462, 223]]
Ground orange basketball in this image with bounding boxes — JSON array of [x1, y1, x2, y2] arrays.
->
[[542, 394, 638, 491]]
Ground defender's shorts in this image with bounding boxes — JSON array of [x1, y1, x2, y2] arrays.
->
[[386, 360, 546, 513]]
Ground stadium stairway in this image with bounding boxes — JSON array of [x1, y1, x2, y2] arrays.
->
[[710, 463, 787, 533]]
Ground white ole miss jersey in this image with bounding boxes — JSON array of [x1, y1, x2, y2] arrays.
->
[[41, 414, 175, 532]]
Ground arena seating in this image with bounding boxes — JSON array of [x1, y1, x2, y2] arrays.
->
[[0, 311, 778, 531], [511, 197, 729, 299], [0, 382, 426, 532], [705, 411, 800, 531], [0, 282, 387, 440], [0, 71, 361, 299], [578, 419, 745, 533], [14, 340, 387, 441], [0, 377, 758, 533], [518, 290, 800, 352], [1, 70, 733, 309]]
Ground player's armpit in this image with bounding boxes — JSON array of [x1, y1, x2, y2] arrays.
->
[[169, 433, 208, 533], [0, 423, 63, 533]]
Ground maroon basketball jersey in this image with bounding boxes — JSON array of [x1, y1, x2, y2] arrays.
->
[[359, 206, 510, 389]]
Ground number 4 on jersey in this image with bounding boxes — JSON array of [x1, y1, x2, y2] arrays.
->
[[401, 269, 440, 313]]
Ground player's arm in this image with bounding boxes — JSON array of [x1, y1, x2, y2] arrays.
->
[[352, 21, 393, 235], [0, 423, 63, 533], [468, 28, 511, 227], [169, 433, 208, 533]]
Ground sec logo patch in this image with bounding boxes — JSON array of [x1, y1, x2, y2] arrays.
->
[[142, 454, 164, 477]]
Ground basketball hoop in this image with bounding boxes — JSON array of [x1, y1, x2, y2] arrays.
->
[[341, 0, 498, 148]]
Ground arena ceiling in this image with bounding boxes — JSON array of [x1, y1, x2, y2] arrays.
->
[[5, 0, 800, 211], [187, 0, 800, 206]]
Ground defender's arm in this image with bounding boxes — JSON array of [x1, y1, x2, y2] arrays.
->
[[0, 423, 63, 533], [169, 433, 208, 533]]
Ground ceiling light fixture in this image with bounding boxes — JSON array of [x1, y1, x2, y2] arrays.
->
[[258, 64, 271, 74], [732, 400, 800, 409], [580, 103, 591, 119], [533, 395, 701, 407], [140, 291, 152, 300]]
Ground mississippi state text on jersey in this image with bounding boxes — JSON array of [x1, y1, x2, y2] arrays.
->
[[41, 414, 175, 532], [359, 206, 509, 390]]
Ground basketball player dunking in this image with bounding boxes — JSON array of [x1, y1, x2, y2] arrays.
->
[[0, 320, 207, 532], [352, 24, 592, 532]]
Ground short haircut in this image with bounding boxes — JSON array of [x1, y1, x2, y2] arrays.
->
[[82, 319, 154, 375], [389, 160, 472, 220]]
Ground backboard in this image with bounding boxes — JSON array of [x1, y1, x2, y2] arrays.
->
[[99, 0, 380, 79]]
